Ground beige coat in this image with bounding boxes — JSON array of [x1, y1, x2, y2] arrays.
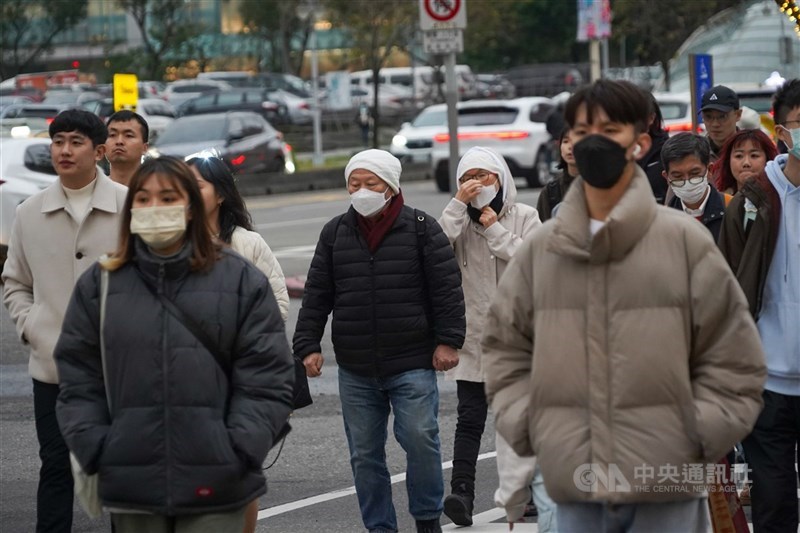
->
[[482, 169, 766, 504], [438, 158, 541, 382], [229, 226, 289, 322], [2, 173, 128, 384]]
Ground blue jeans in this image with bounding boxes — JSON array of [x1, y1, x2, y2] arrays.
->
[[339, 367, 444, 533], [557, 498, 709, 533]]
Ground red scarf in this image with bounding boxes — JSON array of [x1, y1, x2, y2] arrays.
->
[[356, 191, 405, 253]]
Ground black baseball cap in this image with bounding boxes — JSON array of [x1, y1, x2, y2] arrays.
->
[[700, 85, 740, 113]]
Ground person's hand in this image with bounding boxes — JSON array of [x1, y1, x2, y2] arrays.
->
[[508, 518, 526, 531], [479, 206, 497, 227], [455, 179, 484, 205], [303, 353, 324, 377], [432, 345, 459, 371]]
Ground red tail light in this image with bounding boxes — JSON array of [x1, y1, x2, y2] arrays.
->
[[231, 155, 246, 166], [434, 131, 530, 143], [665, 122, 702, 133], [46, 117, 55, 125], [284, 143, 293, 152], [299, 102, 310, 110]]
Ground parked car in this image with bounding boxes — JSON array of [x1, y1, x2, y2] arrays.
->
[[389, 104, 447, 164], [148, 112, 288, 175], [266, 88, 313, 125], [475, 74, 516, 99], [82, 98, 176, 142], [162, 80, 232, 109], [0, 95, 35, 112], [0, 103, 72, 122], [176, 89, 288, 125], [0, 137, 59, 266], [429, 97, 556, 191]]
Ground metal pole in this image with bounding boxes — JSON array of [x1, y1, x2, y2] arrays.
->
[[445, 52, 459, 193], [590, 40, 601, 82], [310, 28, 324, 168], [601, 38, 609, 79]]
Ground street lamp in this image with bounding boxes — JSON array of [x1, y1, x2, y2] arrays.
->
[[297, 0, 324, 168]]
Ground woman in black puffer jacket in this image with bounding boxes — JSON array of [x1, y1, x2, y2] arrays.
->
[[54, 157, 293, 532]]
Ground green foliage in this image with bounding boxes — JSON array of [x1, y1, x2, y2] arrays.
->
[[238, 0, 310, 75], [0, 0, 89, 78]]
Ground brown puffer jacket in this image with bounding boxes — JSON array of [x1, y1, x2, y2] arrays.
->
[[482, 168, 766, 504]]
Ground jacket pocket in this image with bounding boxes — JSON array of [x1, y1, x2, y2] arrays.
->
[[21, 303, 40, 344]]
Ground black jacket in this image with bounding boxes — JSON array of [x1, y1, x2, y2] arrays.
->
[[293, 205, 466, 377], [536, 171, 576, 222], [55, 240, 294, 515], [639, 130, 669, 204], [667, 183, 727, 242]]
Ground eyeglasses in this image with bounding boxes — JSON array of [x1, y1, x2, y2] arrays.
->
[[701, 112, 731, 124], [458, 171, 496, 185], [782, 119, 800, 129], [668, 175, 706, 188]]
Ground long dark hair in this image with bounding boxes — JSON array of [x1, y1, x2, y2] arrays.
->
[[103, 156, 220, 272], [186, 157, 254, 244]]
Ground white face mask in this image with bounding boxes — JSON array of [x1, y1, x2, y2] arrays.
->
[[350, 187, 389, 217], [469, 183, 498, 209], [671, 175, 709, 205], [130, 205, 187, 250]]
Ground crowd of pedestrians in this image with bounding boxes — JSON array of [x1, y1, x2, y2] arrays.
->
[[1, 77, 797, 533]]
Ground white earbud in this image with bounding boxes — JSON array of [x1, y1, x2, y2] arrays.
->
[[633, 145, 641, 157]]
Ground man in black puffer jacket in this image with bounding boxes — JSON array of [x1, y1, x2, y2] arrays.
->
[[294, 149, 466, 533]]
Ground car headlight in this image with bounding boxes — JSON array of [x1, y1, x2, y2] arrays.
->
[[392, 135, 407, 148]]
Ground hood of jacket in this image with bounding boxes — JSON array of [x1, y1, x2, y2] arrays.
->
[[456, 146, 518, 218]]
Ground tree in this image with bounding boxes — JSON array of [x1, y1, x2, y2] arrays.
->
[[117, 0, 201, 80], [239, 0, 311, 75], [0, 0, 88, 79], [613, 0, 744, 90], [324, 0, 416, 147]]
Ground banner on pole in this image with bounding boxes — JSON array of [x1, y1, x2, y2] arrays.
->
[[577, 0, 611, 42]]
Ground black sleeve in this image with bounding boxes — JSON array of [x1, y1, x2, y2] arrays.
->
[[227, 262, 294, 467], [292, 217, 339, 358], [422, 215, 466, 349], [54, 264, 110, 475]]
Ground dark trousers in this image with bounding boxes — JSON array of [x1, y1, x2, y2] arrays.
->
[[743, 389, 800, 533], [450, 380, 488, 496], [33, 379, 73, 533]]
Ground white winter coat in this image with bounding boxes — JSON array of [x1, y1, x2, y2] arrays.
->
[[229, 226, 289, 322], [437, 149, 541, 382]]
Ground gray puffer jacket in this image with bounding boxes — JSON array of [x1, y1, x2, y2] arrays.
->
[[55, 239, 294, 515]]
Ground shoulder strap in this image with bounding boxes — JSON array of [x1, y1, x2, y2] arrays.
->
[[99, 260, 111, 414], [140, 280, 230, 377], [546, 180, 562, 210]]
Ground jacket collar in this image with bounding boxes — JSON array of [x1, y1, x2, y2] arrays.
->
[[41, 168, 122, 215], [132, 237, 193, 287], [548, 166, 657, 263]]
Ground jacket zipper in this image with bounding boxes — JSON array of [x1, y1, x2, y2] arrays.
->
[[158, 264, 173, 510], [370, 256, 379, 376]]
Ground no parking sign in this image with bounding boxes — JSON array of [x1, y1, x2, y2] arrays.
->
[[419, 0, 467, 31]]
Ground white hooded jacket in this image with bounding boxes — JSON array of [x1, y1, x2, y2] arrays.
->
[[438, 147, 541, 382]]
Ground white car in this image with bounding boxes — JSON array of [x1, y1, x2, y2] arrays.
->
[[389, 104, 447, 164], [0, 137, 58, 265], [164, 80, 232, 109], [429, 97, 556, 191]]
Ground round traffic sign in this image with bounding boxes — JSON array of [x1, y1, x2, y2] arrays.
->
[[424, 0, 461, 22]]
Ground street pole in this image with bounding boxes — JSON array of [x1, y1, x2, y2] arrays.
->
[[445, 52, 459, 193], [310, 27, 323, 168], [590, 39, 601, 82]]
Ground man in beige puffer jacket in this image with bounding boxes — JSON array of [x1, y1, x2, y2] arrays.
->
[[482, 80, 766, 532]]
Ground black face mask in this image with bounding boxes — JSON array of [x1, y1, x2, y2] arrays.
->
[[573, 134, 635, 189]]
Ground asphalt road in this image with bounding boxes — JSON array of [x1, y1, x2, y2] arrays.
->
[[0, 179, 543, 532]]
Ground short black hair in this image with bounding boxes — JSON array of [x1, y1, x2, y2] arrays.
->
[[49, 109, 107, 147], [660, 133, 711, 172], [773, 79, 800, 125], [564, 79, 651, 134], [107, 110, 149, 143]]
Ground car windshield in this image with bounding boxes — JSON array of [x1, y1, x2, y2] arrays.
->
[[738, 94, 774, 114], [156, 116, 226, 144], [412, 109, 447, 127], [658, 102, 688, 121], [458, 106, 518, 126], [24, 144, 57, 175]]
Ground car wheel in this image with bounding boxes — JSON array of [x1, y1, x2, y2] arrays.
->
[[527, 149, 550, 188], [435, 161, 450, 192]]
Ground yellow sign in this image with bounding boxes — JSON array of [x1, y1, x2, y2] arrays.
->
[[113, 73, 138, 112]]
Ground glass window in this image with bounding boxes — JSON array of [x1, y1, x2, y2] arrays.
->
[[458, 106, 518, 126], [412, 109, 447, 127], [391, 74, 412, 87], [241, 114, 263, 136], [529, 102, 554, 123], [658, 102, 687, 121], [218, 92, 243, 106], [155, 116, 227, 144], [24, 144, 57, 175]]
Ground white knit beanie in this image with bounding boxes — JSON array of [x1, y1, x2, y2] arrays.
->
[[344, 149, 402, 193]]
